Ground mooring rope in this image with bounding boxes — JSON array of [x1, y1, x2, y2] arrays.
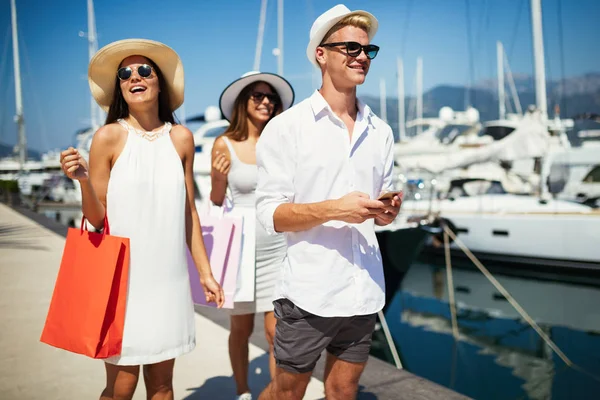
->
[[377, 309, 404, 369], [441, 223, 573, 367], [443, 229, 460, 340]]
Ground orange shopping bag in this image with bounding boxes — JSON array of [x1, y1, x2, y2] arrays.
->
[[40, 215, 130, 359]]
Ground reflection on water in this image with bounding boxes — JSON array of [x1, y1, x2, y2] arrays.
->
[[40, 208, 82, 228], [383, 261, 600, 399]]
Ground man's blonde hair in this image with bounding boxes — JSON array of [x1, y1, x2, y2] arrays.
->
[[320, 14, 372, 45]]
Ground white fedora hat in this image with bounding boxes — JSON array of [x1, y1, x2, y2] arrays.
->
[[219, 71, 295, 122], [88, 38, 184, 112], [306, 4, 378, 69]]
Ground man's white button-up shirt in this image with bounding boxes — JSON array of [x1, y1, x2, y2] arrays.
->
[[256, 90, 395, 317]]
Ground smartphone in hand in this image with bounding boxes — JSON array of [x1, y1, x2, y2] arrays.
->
[[377, 190, 403, 200]]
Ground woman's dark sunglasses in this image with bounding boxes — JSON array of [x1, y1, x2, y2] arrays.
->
[[251, 91, 280, 105], [320, 41, 380, 59], [117, 64, 153, 81]]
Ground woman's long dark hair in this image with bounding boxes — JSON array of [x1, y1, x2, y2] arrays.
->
[[222, 81, 282, 142], [105, 57, 176, 125]]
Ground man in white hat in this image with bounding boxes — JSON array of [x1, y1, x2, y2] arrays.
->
[[255, 4, 401, 400]]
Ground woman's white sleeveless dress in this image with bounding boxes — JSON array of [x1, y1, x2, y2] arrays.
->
[[104, 119, 195, 365], [221, 137, 287, 315]]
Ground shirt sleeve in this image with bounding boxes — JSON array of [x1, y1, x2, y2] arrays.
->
[[255, 116, 295, 235], [381, 125, 395, 194]]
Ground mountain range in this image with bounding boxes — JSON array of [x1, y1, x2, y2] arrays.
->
[[360, 72, 600, 141]]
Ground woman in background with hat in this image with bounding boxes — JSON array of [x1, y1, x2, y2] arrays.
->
[[210, 71, 294, 400], [59, 38, 224, 400]]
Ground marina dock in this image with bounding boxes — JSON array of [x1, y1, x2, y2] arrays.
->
[[0, 202, 469, 399]]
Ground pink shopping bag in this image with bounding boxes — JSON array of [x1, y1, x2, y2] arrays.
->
[[187, 210, 243, 309]]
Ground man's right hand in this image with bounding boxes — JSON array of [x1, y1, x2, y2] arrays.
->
[[334, 191, 386, 224]]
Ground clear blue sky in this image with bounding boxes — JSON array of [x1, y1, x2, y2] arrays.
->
[[0, 0, 598, 153]]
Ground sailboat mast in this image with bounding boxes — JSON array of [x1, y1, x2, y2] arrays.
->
[[397, 57, 406, 141], [530, 0, 547, 119], [416, 57, 423, 135], [277, 0, 283, 76], [497, 41, 506, 120], [10, 0, 26, 169], [379, 78, 387, 122], [87, 0, 100, 129], [253, 0, 268, 71]]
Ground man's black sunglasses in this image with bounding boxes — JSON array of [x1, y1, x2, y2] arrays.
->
[[320, 41, 380, 60]]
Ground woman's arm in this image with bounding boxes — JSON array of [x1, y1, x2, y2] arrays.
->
[[61, 124, 122, 230], [209, 136, 231, 206], [172, 125, 224, 307]]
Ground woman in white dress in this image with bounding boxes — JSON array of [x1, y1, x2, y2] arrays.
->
[[59, 39, 224, 400], [210, 71, 294, 400]]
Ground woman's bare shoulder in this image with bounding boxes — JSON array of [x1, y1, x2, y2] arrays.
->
[[170, 124, 193, 140], [211, 135, 234, 159], [90, 123, 126, 149], [212, 135, 230, 151], [170, 124, 197, 155]]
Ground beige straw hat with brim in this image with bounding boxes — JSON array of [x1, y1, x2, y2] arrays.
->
[[219, 71, 295, 122], [88, 38, 184, 112]]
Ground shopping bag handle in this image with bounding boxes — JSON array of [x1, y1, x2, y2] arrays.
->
[[80, 214, 111, 236], [203, 195, 233, 218]]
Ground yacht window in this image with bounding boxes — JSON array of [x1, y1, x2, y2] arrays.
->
[[464, 180, 492, 196], [481, 125, 516, 141], [583, 166, 600, 183], [437, 124, 473, 144], [486, 181, 506, 194], [448, 186, 466, 198]]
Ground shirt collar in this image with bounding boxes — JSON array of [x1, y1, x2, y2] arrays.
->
[[309, 90, 375, 129], [356, 97, 375, 129], [309, 90, 329, 118]]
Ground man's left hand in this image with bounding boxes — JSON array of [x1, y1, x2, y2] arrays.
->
[[374, 195, 402, 226]]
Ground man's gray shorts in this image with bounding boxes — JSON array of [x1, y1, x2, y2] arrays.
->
[[273, 298, 377, 374]]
